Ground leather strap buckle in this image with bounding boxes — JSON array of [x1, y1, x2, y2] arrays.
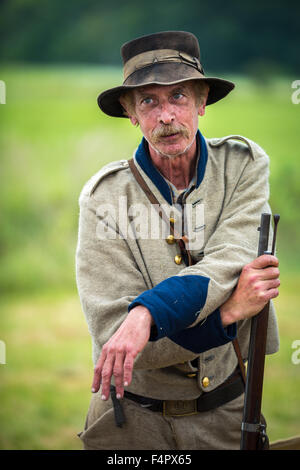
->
[[163, 399, 198, 417]]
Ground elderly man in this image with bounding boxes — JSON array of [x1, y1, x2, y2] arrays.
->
[[76, 31, 280, 450]]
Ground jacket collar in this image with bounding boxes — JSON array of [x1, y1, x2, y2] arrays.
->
[[135, 130, 208, 205]]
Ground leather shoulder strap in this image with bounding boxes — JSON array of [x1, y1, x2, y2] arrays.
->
[[128, 158, 181, 240], [128, 158, 160, 206], [128, 158, 193, 265]]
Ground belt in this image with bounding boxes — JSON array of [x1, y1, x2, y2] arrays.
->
[[110, 367, 244, 426]]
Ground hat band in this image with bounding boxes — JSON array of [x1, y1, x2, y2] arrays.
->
[[123, 49, 204, 82]]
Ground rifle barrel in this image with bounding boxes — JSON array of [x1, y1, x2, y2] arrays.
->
[[240, 213, 271, 450]]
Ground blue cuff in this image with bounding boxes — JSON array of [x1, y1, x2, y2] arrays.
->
[[128, 274, 210, 339], [169, 308, 237, 353]]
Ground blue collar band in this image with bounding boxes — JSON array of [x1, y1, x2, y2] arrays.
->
[[135, 130, 208, 205]]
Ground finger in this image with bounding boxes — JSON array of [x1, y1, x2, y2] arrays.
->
[[113, 352, 125, 399], [123, 353, 134, 388], [265, 278, 281, 291], [91, 350, 107, 393], [255, 266, 280, 281], [251, 254, 279, 269], [257, 279, 280, 302], [100, 355, 115, 401], [265, 287, 280, 300]]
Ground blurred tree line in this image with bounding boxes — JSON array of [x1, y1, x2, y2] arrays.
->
[[0, 0, 299, 76]]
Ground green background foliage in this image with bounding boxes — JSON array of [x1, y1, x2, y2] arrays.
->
[[1, 0, 299, 75], [0, 1, 299, 450]]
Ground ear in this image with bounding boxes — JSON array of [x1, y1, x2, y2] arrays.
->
[[129, 115, 139, 126], [197, 85, 209, 117], [198, 102, 206, 117], [119, 94, 138, 125]]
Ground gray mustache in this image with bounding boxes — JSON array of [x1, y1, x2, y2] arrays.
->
[[151, 125, 190, 142]]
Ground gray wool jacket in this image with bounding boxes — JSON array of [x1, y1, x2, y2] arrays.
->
[[76, 132, 279, 400]]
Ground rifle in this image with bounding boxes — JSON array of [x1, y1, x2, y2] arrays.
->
[[240, 212, 280, 450]]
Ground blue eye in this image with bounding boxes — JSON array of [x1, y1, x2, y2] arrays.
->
[[173, 92, 183, 100], [142, 97, 153, 105]]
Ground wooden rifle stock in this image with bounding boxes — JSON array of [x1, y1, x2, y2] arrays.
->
[[240, 213, 280, 450]]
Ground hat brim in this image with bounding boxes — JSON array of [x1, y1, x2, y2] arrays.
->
[[97, 62, 235, 118]]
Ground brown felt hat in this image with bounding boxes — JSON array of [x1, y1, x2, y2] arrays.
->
[[97, 31, 235, 118]]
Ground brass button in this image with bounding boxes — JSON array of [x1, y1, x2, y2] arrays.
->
[[174, 255, 182, 265], [202, 376, 210, 388], [170, 217, 176, 224], [187, 373, 197, 378], [166, 234, 176, 245]]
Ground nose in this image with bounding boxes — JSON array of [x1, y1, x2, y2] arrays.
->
[[158, 102, 175, 125]]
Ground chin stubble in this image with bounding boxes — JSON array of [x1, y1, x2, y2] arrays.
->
[[149, 125, 196, 159]]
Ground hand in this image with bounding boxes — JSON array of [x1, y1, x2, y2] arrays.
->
[[220, 254, 280, 326], [91, 305, 153, 400]]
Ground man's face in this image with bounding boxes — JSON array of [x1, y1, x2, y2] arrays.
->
[[127, 81, 207, 158]]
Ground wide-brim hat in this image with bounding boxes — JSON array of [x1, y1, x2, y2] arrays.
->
[[97, 31, 235, 118]]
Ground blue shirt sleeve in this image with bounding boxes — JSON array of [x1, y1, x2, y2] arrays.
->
[[128, 274, 237, 353], [168, 308, 237, 353]]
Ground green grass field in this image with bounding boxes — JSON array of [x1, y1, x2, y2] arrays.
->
[[0, 65, 299, 449]]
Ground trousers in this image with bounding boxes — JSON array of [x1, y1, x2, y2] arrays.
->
[[78, 390, 245, 450]]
